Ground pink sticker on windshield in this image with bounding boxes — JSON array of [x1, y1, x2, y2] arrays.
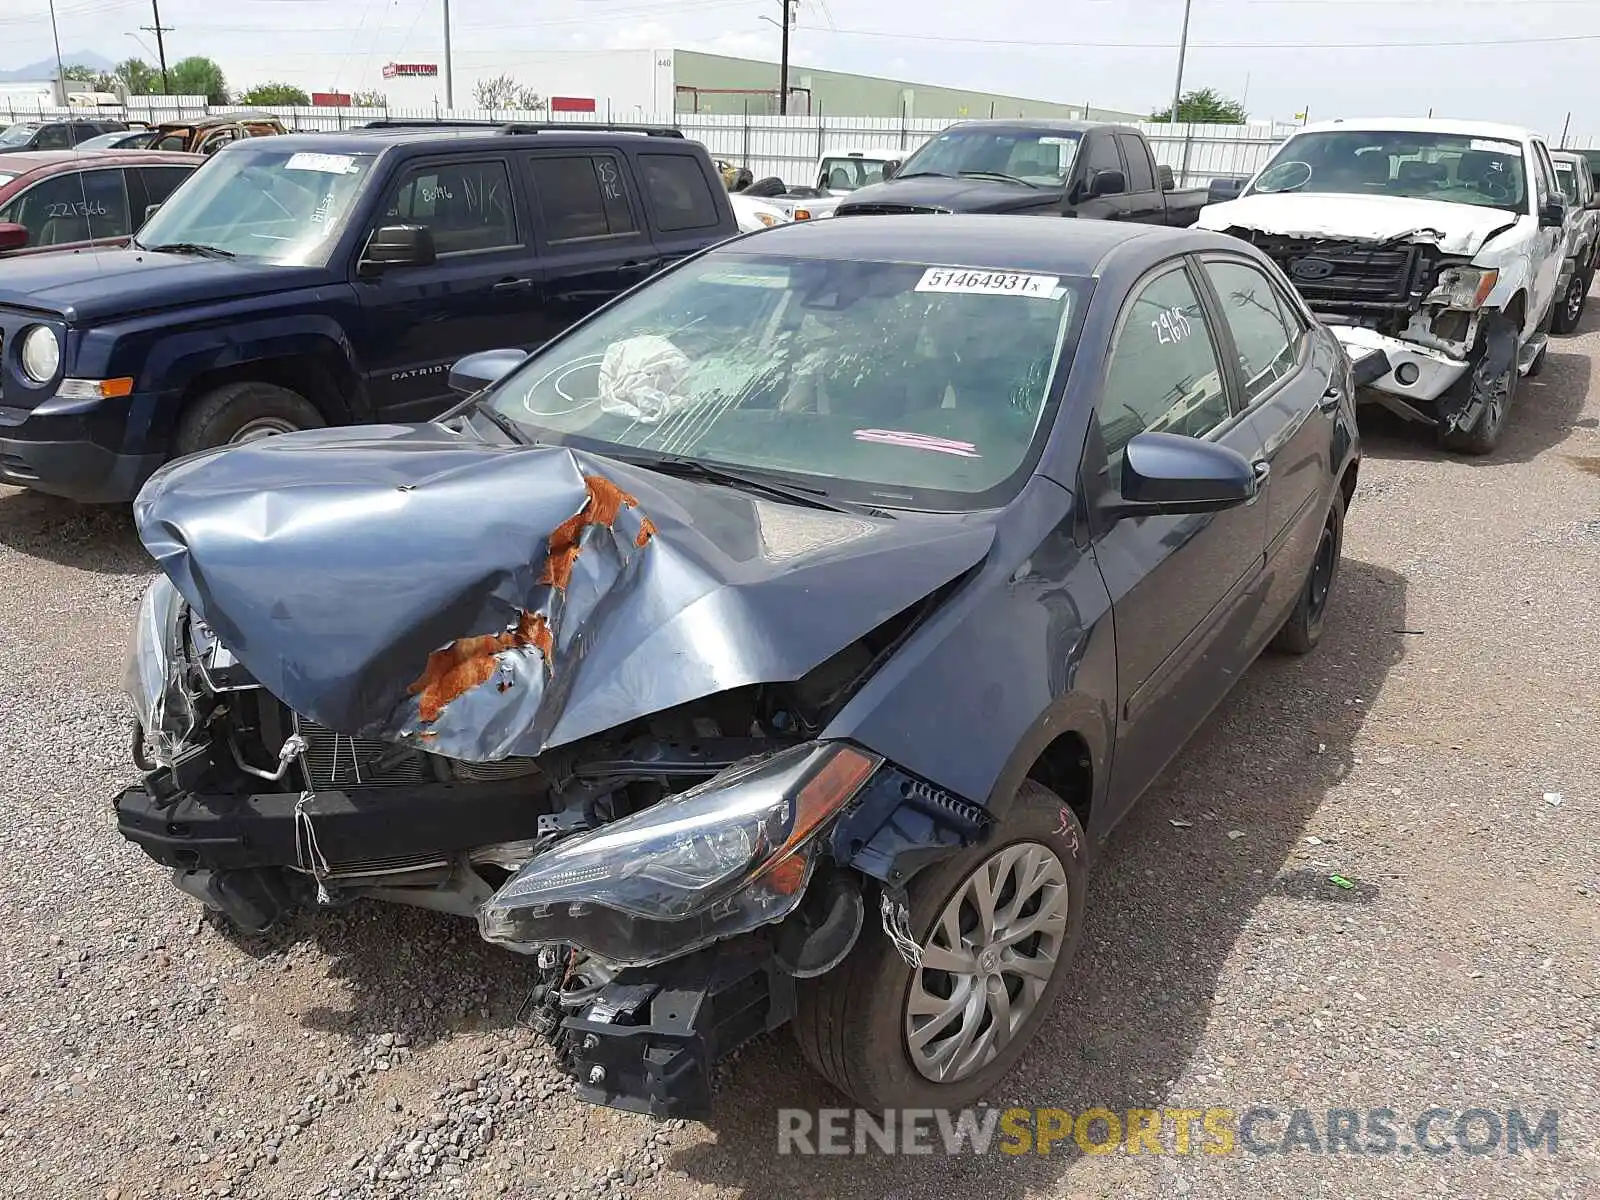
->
[[853, 429, 981, 458]]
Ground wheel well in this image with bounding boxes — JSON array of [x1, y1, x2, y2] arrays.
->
[[1503, 291, 1527, 332], [1338, 460, 1359, 511], [179, 352, 357, 429], [1025, 732, 1092, 827]]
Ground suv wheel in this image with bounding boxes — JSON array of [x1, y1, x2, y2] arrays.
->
[[176, 382, 325, 456], [792, 780, 1088, 1108]]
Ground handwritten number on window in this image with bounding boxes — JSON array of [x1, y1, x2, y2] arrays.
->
[[1150, 304, 1194, 345]]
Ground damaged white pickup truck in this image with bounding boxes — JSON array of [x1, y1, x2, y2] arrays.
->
[[1198, 119, 1573, 454]]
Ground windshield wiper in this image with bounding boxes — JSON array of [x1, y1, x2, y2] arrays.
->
[[956, 170, 1041, 189], [142, 242, 236, 259], [611, 453, 861, 514], [463, 395, 533, 445], [891, 170, 952, 180]]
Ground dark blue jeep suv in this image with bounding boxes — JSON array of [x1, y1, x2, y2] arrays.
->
[[0, 121, 738, 501]]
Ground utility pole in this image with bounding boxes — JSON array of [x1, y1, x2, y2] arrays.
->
[[1169, 0, 1193, 125], [46, 0, 67, 104], [779, 0, 794, 115], [141, 0, 173, 94], [442, 0, 454, 110]]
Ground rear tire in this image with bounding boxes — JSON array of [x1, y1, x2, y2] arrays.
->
[[792, 780, 1088, 1109], [1270, 490, 1345, 655], [174, 381, 324, 457]]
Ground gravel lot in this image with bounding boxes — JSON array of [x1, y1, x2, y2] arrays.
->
[[1, 310, 1597, 1200]]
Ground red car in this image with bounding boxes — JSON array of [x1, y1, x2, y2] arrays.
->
[[0, 149, 206, 259]]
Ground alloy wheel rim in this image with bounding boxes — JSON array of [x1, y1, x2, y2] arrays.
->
[[904, 841, 1069, 1084], [1567, 277, 1585, 322], [229, 417, 300, 444]]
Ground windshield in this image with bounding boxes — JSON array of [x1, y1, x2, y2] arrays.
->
[[134, 144, 378, 264], [1249, 130, 1529, 211], [0, 125, 40, 148], [485, 252, 1084, 509], [818, 156, 893, 191], [897, 128, 1080, 187]]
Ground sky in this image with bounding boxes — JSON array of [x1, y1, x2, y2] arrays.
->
[[3, 0, 1598, 136]]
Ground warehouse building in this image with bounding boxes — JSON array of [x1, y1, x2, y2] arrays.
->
[[368, 48, 1136, 123]]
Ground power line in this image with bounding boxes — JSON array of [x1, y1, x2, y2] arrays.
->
[[794, 25, 1600, 49]]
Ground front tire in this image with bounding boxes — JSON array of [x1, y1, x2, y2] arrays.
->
[[792, 781, 1088, 1109], [175, 381, 325, 457], [1438, 338, 1516, 456]]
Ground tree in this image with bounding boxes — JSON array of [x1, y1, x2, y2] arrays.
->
[[114, 58, 159, 96], [169, 56, 229, 104], [237, 81, 311, 106], [352, 89, 388, 108], [1149, 87, 1248, 125], [472, 74, 545, 111], [62, 63, 117, 91]]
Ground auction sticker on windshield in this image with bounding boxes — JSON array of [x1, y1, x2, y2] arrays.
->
[[284, 152, 360, 174], [916, 268, 1060, 298], [1469, 139, 1521, 155]]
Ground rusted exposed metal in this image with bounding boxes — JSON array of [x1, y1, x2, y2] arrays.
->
[[411, 476, 644, 726]]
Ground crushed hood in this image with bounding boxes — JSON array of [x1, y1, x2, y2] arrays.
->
[[1197, 193, 1523, 256], [134, 423, 995, 762]]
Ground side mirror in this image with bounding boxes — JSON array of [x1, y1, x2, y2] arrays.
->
[[881, 159, 902, 181], [360, 224, 436, 274], [1105, 431, 1258, 520], [1157, 164, 1176, 193], [1089, 169, 1126, 199], [0, 222, 29, 252], [449, 348, 529, 395], [1207, 177, 1246, 203], [1539, 199, 1566, 228]]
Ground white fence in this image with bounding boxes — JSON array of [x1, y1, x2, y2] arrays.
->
[[6, 97, 1299, 189]]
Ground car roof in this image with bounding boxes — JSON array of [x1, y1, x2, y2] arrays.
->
[[732, 213, 1232, 274], [1295, 117, 1539, 143], [0, 148, 203, 170], [938, 118, 1123, 135], [157, 111, 283, 131], [1550, 150, 1585, 166], [254, 127, 699, 156], [823, 145, 906, 158]]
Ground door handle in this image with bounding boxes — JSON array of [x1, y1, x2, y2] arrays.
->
[[492, 277, 534, 293], [1318, 385, 1343, 412]]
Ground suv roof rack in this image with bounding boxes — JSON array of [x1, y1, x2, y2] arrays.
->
[[353, 118, 684, 138]]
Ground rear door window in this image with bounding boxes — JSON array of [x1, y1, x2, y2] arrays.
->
[[1118, 134, 1156, 192], [0, 168, 132, 246], [1201, 258, 1301, 406], [637, 153, 721, 232], [528, 154, 639, 243]]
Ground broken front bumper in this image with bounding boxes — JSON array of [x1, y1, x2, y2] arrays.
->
[[1328, 324, 1464, 404]]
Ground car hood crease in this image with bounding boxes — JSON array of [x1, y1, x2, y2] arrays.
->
[[133, 423, 995, 762], [1200, 193, 1524, 255]]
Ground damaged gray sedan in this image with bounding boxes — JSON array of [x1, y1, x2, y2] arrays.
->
[[118, 215, 1360, 1116]]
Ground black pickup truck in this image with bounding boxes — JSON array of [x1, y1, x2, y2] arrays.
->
[[835, 119, 1208, 226]]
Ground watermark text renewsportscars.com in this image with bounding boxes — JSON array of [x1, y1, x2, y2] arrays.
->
[[777, 1106, 1561, 1157]]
